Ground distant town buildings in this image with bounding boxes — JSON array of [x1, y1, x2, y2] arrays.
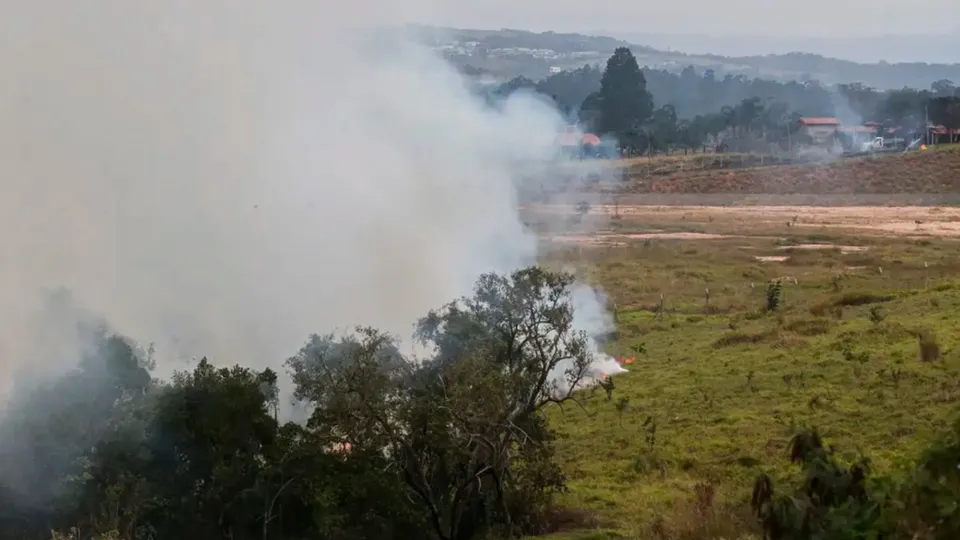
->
[[798, 117, 960, 150]]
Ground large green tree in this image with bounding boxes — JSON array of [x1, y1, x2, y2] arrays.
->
[[581, 47, 653, 150], [0, 268, 605, 540], [287, 267, 597, 540]]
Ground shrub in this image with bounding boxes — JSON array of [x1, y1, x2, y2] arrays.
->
[[834, 292, 894, 307], [751, 429, 890, 539], [784, 318, 833, 337], [648, 483, 758, 540], [868, 306, 886, 324], [895, 416, 960, 538], [765, 281, 783, 311], [713, 330, 775, 348], [810, 301, 843, 319], [865, 321, 915, 343], [917, 330, 942, 362]]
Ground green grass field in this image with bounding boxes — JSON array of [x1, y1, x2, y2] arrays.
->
[[537, 225, 960, 539]]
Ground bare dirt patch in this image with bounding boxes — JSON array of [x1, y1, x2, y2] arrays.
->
[[615, 232, 731, 240], [546, 235, 627, 247], [548, 232, 735, 245], [529, 204, 960, 238], [776, 244, 869, 253]]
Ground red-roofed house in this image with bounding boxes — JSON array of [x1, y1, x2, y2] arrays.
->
[[930, 125, 960, 144], [839, 125, 876, 134], [557, 125, 601, 147], [557, 125, 605, 159], [838, 124, 878, 147], [798, 117, 841, 145], [581, 133, 601, 146], [799, 117, 841, 126]]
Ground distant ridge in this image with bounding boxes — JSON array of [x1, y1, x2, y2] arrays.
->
[[599, 32, 959, 64], [413, 26, 960, 89]]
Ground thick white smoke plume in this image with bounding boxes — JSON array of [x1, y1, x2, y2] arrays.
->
[[0, 2, 623, 409]]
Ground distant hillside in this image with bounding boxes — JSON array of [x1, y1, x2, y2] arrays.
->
[[694, 52, 960, 91], [603, 32, 960, 65], [412, 26, 960, 89]]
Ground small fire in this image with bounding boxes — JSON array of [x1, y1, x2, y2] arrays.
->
[[329, 441, 352, 454]]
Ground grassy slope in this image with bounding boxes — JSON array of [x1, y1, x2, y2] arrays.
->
[[614, 144, 960, 194], [539, 230, 960, 539]]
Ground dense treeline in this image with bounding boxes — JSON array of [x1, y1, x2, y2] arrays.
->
[[0, 270, 595, 540], [3, 271, 960, 540], [496, 56, 960, 122], [491, 49, 960, 153]]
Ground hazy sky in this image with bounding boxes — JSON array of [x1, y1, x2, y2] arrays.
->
[[427, 0, 958, 37]]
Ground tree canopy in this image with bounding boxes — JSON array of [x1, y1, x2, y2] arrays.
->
[[0, 267, 605, 540], [581, 47, 654, 149], [489, 58, 960, 153]]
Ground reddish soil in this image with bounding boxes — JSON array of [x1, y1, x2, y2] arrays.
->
[[604, 146, 960, 195]]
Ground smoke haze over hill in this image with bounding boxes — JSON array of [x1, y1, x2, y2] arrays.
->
[[0, 2, 619, 410]]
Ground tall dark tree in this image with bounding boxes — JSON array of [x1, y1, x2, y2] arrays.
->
[[590, 47, 653, 149]]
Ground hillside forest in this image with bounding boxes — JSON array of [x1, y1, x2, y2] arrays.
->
[[489, 48, 960, 154]]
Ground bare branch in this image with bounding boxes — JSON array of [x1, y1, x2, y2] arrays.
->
[[536, 394, 594, 417]]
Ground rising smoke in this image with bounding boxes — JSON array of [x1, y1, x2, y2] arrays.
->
[[0, 2, 623, 413]]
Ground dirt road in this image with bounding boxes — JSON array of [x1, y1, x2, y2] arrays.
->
[[527, 203, 960, 238]]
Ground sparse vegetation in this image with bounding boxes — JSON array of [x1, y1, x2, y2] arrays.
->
[[602, 145, 960, 195], [917, 330, 942, 363], [869, 305, 887, 324], [6, 211, 960, 540], [536, 221, 960, 539]]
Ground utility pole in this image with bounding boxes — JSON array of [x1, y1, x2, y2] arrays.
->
[[786, 120, 792, 154]]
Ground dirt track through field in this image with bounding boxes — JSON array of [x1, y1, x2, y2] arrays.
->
[[529, 204, 960, 238], [606, 205, 960, 236]]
